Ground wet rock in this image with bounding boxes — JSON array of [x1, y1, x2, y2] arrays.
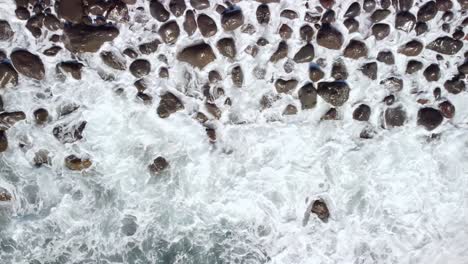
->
[[384, 94, 395, 105], [195, 112, 208, 123], [270, 41, 288, 63], [344, 18, 359, 32], [395, 11, 416, 32], [65, 155, 92, 171], [427, 36, 463, 55], [215, 4, 226, 14], [311, 199, 329, 222], [190, 0, 209, 10], [283, 105, 298, 115], [293, 44, 315, 63], [406, 60, 423, 74], [33, 108, 48, 124], [231, 65, 243, 87], [123, 48, 138, 59], [320, 0, 335, 8], [433, 87, 441, 99], [158, 67, 169, 78], [377, 51, 395, 65], [139, 39, 161, 55], [43, 46, 62, 57], [372, 23, 390, 40], [44, 14, 61, 31], [458, 61, 468, 75], [149, 0, 169, 22], [157, 92, 184, 118], [370, 9, 391, 22], [0, 130, 7, 152], [418, 1, 437, 22], [148, 156, 169, 174], [208, 70, 222, 83], [0, 111, 26, 130], [15, 7, 30, 20], [183, 10, 197, 36], [343, 40, 368, 59], [398, 40, 423, 56], [53, 121, 87, 143], [444, 75, 465, 94], [10, 50, 45, 80], [57, 61, 83, 80], [177, 43, 216, 69], [280, 9, 298, 19], [345, 2, 361, 17], [423, 64, 441, 82], [360, 62, 377, 80], [442, 11, 454, 22], [321, 108, 338, 120], [317, 81, 350, 106], [217, 38, 236, 59], [298, 83, 317, 109], [159, 21, 180, 44], [0, 186, 11, 200], [0, 63, 18, 88], [331, 60, 348, 80], [56, 0, 83, 23], [435, 0, 453, 11], [415, 22, 428, 35], [279, 24, 292, 40], [33, 149, 50, 167], [221, 8, 244, 31], [452, 28, 464, 40], [134, 79, 147, 91], [417, 107, 443, 130], [205, 102, 221, 119], [169, 0, 186, 17], [363, 0, 376, 12], [245, 45, 259, 57], [441, 23, 450, 33], [309, 65, 325, 82], [438, 100, 455, 118], [197, 14, 217, 37], [275, 79, 298, 94], [26, 14, 44, 38], [241, 24, 256, 35], [304, 12, 321, 23], [100, 51, 126, 70], [136, 92, 152, 104], [129, 59, 151, 78], [256, 4, 270, 24], [393, 0, 413, 11], [0, 21, 14, 41], [300, 25, 314, 42], [63, 24, 119, 53], [353, 104, 371, 121], [257, 37, 269, 46], [107, 1, 130, 23], [381, 77, 403, 92], [381, 0, 392, 8], [317, 24, 343, 50], [321, 10, 336, 23], [384, 106, 407, 128]]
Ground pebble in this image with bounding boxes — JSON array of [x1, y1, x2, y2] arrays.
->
[[321, 108, 338, 120], [169, 0, 186, 17], [377, 51, 395, 65], [197, 14, 217, 38], [190, 0, 210, 10], [360, 62, 377, 80], [283, 105, 298, 115], [398, 40, 423, 56], [435, 0, 453, 11], [317, 81, 350, 106], [0, 130, 7, 152], [57, 61, 83, 80], [256, 4, 270, 24], [0, 186, 12, 200], [311, 199, 330, 222], [423, 64, 441, 82], [57, 0, 83, 23], [100, 51, 126, 70], [221, 8, 244, 31], [10, 50, 45, 80], [149, 0, 169, 22], [0, 62, 18, 88], [279, 24, 292, 40], [65, 155, 92, 171], [293, 44, 315, 63], [123, 48, 138, 59], [438, 100, 455, 118], [298, 83, 317, 109], [363, 0, 376, 12], [43, 46, 62, 56], [415, 22, 428, 35], [394, 0, 413, 11], [33, 108, 48, 124], [427, 36, 463, 55], [177, 42, 216, 69], [417, 1, 437, 22], [270, 41, 288, 63], [331, 60, 348, 80], [417, 107, 443, 130], [299, 25, 314, 42], [280, 9, 298, 19], [381, 77, 403, 92], [231, 65, 243, 87], [353, 104, 371, 121], [129, 59, 151, 78], [183, 10, 197, 36], [139, 39, 161, 55], [157, 92, 184, 118], [275, 79, 298, 93], [208, 70, 222, 83], [148, 156, 169, 174], [370, 9, 391, 22], [343, 40, 368, 59], [317, 24, 343, 50], [406, 60, 423, 74], [384, 106, 407, 128], [345, 2, 361, 18], [444, 75, 465, 94], [395, 11, 416, 32], [159, 67, 169, 78], [372, 23, 390, 40], [15, 7, 30, 20], [321, 10, 336, 23], [217, 38, 236, 59], [53, 121, 87, 143], [309, 65, 325, 82], [344, 18, 359, 33], [159, 21, 180, 44]]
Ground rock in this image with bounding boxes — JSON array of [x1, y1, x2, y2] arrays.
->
[[270, 41, 288, 63], [134, 79, 148, 91], [353, 104, 371, 121], [25, 14, 44, 38], [63, 24, 119, 53], [395, 11, 416, 32], [283, 59, 294, 74], [43, 46, 62, 56], [100, 51, 126, 70], [321, 10, 336, 23], [311, 199, 329, 222], [444, 75, 465, 94], [343, 40, 368, 59], [415, 22, 428, 35], [304, 12, 320, 23], [398, 40, 423, 56], [169, 0, 186, 16], [384, 106, 406, 128], [215, 4, 226, 14], [452, 28, 464, 40], [241, 23, 256, 34], [209, 70, 222, 83], [320, 0, 335, 8], [433, 87, 441, 99], [205, 102, 221, 119], [157, 92, 184, 118], [345, 2, 361, 17], [33, 149, 50, 167], [309, 65, 325, 82], [129, 59, 151, 78], [438, 101, 455, 118], [0, 50, 5, 61], [381, 0, 392, 8], [53, 121, 87, 144], [190, 0, 209, 10], [435, 0, 453, 11], [107, 1, 130, 23], [256, 4, 270, 24], [231, 65, 243, 87], [372, 23, 390, 40], [0, 63, 18, 88], [183, 10, 197, 36], [381, 77, 403, 92], [299, 25, 314, 42], [280, 9, 298, 19], [370, 9, 391, 22], [10, 50, 45, 80], [245, 45, 259, 57], [0, 111, 25, 130], [344, 18, 359, 33], [363, 0, 376, 12], [159, 21, 180, 44], [0, 130, 7, 152], [384, 94, 395, 105], [136, 92, 152, 104], [406, 60, 423, 74], [298, 83, 317, 109], [44, 14, 61, 31], [321, 108, 338, 120], [57, 61, 83, 80], [221, 8, 244, 31], [148, 156, 169, 174], [360, 62, 377, 80], [158, 67, 169, 78], [331, 60, 348, 80], [317, 24, 343, 50], [275, 79, 298, 94], [426, 37, 463, 55], [393, 0, 413, 11], [293, 44, 314, 63], [283, 105, 297, 115], [65, 155, 92, 171], [458, 61, 468, 75], [123, 48, 138, 58], [197, 14, 217, 37], [139, 39, 161, 55], [279, 24, 292, 40], [418, 1, 437, 22], [217, 38, 236, 59], [177, 43, 216, 69], [423, 64, 441, 82], [317, 81, 350, 106], [377, 51, 394, 65], [0, 186, 11, 200], [33, 108, 48, 124], [56, 0, 83, 23], [417, 108, 443, 130], [257, 37, 269, 46], [442, 11, 454, 22], [149, 0, 169, 22], [15, 7, 30, 20]]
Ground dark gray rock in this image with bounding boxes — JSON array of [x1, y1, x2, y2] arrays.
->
[[317, 81, 350, 106]]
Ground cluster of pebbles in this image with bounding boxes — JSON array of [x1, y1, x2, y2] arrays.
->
[[0, 0, 467, 216]]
